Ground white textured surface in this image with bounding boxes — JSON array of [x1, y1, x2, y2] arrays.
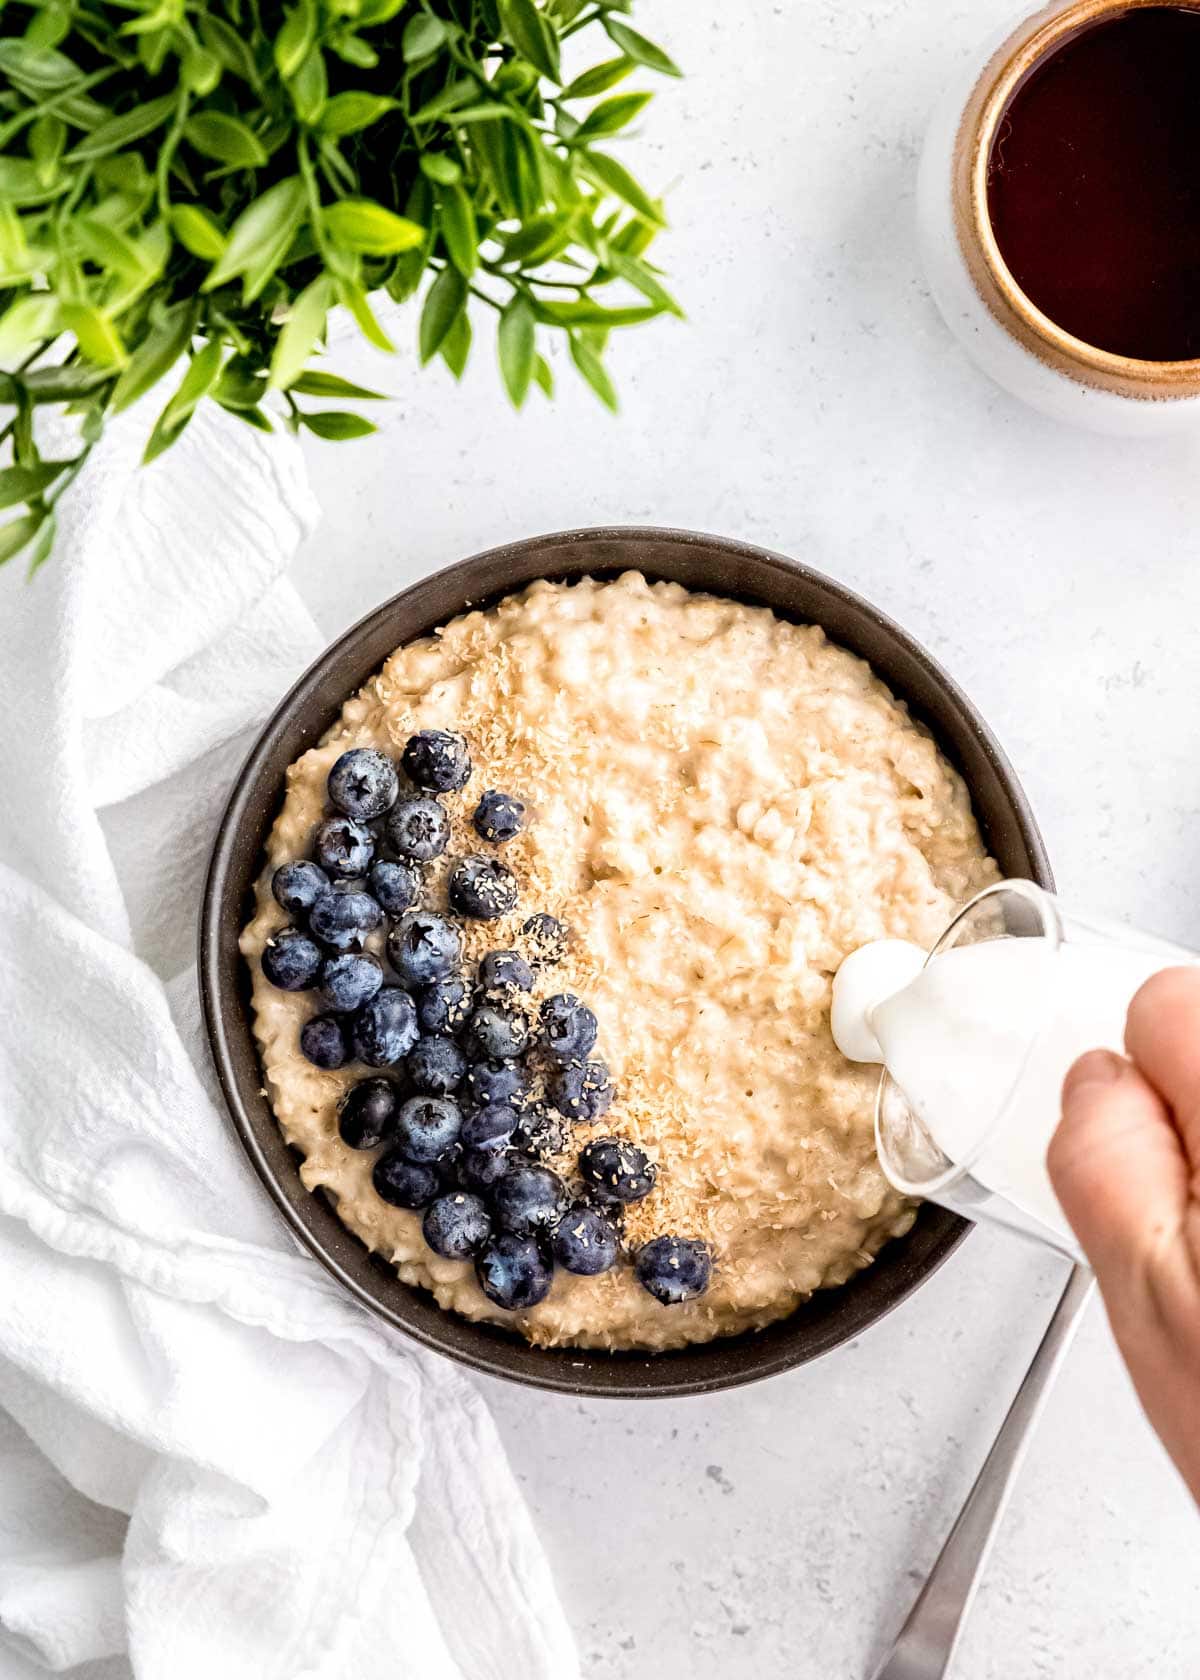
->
[[288, 0, 1200, 1672]]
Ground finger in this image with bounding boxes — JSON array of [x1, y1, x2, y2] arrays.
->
[[1049, 1049, 1189, 1294], [1124, 966, 1200, 1168]]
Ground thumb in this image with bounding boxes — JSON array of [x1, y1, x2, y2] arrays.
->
[[1048, 1049, 1189, 1297]]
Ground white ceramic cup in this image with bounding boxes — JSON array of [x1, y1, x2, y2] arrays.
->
[[917, 0, 1200, 434]]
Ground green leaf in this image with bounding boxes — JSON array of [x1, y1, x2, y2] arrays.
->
[[533, 295, 660, 327], [0, 510, 46, 567], [601, 18, 680, 76], [571, 91, 651, 139], [171, 203, 227, 260], [64, 92, 177, 161], [409, 79, 476, 123], [439, 307, 471, 379], [24, 510, 57, 576], [446, 103, 520, 125], [184, 110, 268, 167], [269, 273, 332, 388], [74, 215, 160, 279], [355, 0, 407, 22], [288, 45, 327, 125], [29, 113, 67, 182], [143, 338, 223, 462], [419, 152, 461, 185], [532, 351, 553, 397], [500, 213, 571, 266], [215, 354, 268, 409], [317, 91, 397, 135], [324, 199, 425, 254], [183, 45, 222, 95], [605, 248, 683, 316], [13, 364, 111, 401], [112, 299, 199, 411], [336, 277, 394, 351], [561, 58, 633, 99], [418, 263, 467, 363], [328, 31, 377, 67], [300, 409, 377, 438], [197, 12, 261, 86], [290, 370, 387, 399], [438, 184, 477, 276], [0, 295, 61, 357], [275, 0, 316, 79], [218, 400, 273, 432], [497, 290, 535, 407], [0, 40, 85, 91], [62, 303, 127, 368], [0, 461, 71, 510], [568, 332, 617, 409], [202, 175, 306, 300], [579, 148, 664, 225], [24, 6, 71, 51], [0, 158, 70, 205], [500, 0, 560, 83], [402, 12, 449, 59]]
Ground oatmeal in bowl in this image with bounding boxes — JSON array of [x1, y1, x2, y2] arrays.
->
[[237, 567, 1001, 1355]]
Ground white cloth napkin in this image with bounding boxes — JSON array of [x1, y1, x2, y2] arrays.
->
[[0, 397, 579, 1680]]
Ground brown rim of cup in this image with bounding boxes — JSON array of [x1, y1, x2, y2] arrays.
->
[[951, 0, 1200, 399]]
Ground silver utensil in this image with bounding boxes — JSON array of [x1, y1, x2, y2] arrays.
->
[[870, 1266, 1095, 1680]]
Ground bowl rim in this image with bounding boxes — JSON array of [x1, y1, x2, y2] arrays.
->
[[199, 525, 1053, 1399]]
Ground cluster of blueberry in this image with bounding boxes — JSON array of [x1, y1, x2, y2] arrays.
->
[[260, 731, 713, 1312]]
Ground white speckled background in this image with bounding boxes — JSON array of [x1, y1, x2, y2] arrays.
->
[[289, 0, 1200, 1671]]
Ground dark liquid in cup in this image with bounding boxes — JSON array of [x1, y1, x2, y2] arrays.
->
[[986, 6, 1200, 361]]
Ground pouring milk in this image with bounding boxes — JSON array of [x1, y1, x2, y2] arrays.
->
[[831, 921, 1181, 1254]]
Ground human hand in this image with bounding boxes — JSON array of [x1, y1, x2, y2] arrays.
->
[[1048, 967, 1200, 1503]]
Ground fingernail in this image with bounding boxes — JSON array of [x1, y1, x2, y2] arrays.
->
[[1062, 1048, 1125, 1104]]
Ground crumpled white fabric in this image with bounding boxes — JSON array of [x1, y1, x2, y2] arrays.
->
[[0, 396, 579, 1680]]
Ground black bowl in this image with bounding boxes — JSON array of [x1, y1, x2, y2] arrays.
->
[[199, 527, 1052, 1398]]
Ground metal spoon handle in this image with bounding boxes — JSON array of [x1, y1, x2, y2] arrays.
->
[[870, 1265, 1095, 1680]]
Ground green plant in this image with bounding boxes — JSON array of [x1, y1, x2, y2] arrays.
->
[[0, 0, 681, 571]]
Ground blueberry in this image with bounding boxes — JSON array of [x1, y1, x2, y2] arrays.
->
[[327, 747, 399, 820], [401, 729, 471, 793], [272, 860, 330, 917], [406, 1034, 466, 1095], [513, 1104, 569, 1157], [416, 972, 473, 1035], [521, 912, 568, 966], [460, 1141, 515, 1190], [461, 1103, 519, 1150], [478, 949, 534, 993], [423, 1191, 492, 1259], [319, 951, 383, 1013], [464, 1058, 528, 1111], [552, 1207, 620, 1276], [373, 1148, 441, 1209], [367, 859, 421, 916], [385, 796, 450, 862], [448, 856, 519, 921], [387, 910, 463, 986], [476, 1234, 553, 1310], [338, 1077, 400, 1149], [464, 1002, 531, 1061], [635, 1235, 713, 1304], [472, 789, 526, 844], [548, 1059, 614, 1122], [300, 1013, 348, 1070], [351, 986, 418, 1066], [540, 993, 598, 1061], [309, 885, 383, 952], [490, 1163, 569, 1237], [314, 815, 374, 879], [396, 1094, 462, 1161], [579, 1137, 657, 1203], [261, 927, 322, 990]]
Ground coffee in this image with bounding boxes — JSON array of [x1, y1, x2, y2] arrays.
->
[[986, 6, 1200, 361]]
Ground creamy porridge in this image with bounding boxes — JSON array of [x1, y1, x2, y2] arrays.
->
[[241, 573, 997, 1351]]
